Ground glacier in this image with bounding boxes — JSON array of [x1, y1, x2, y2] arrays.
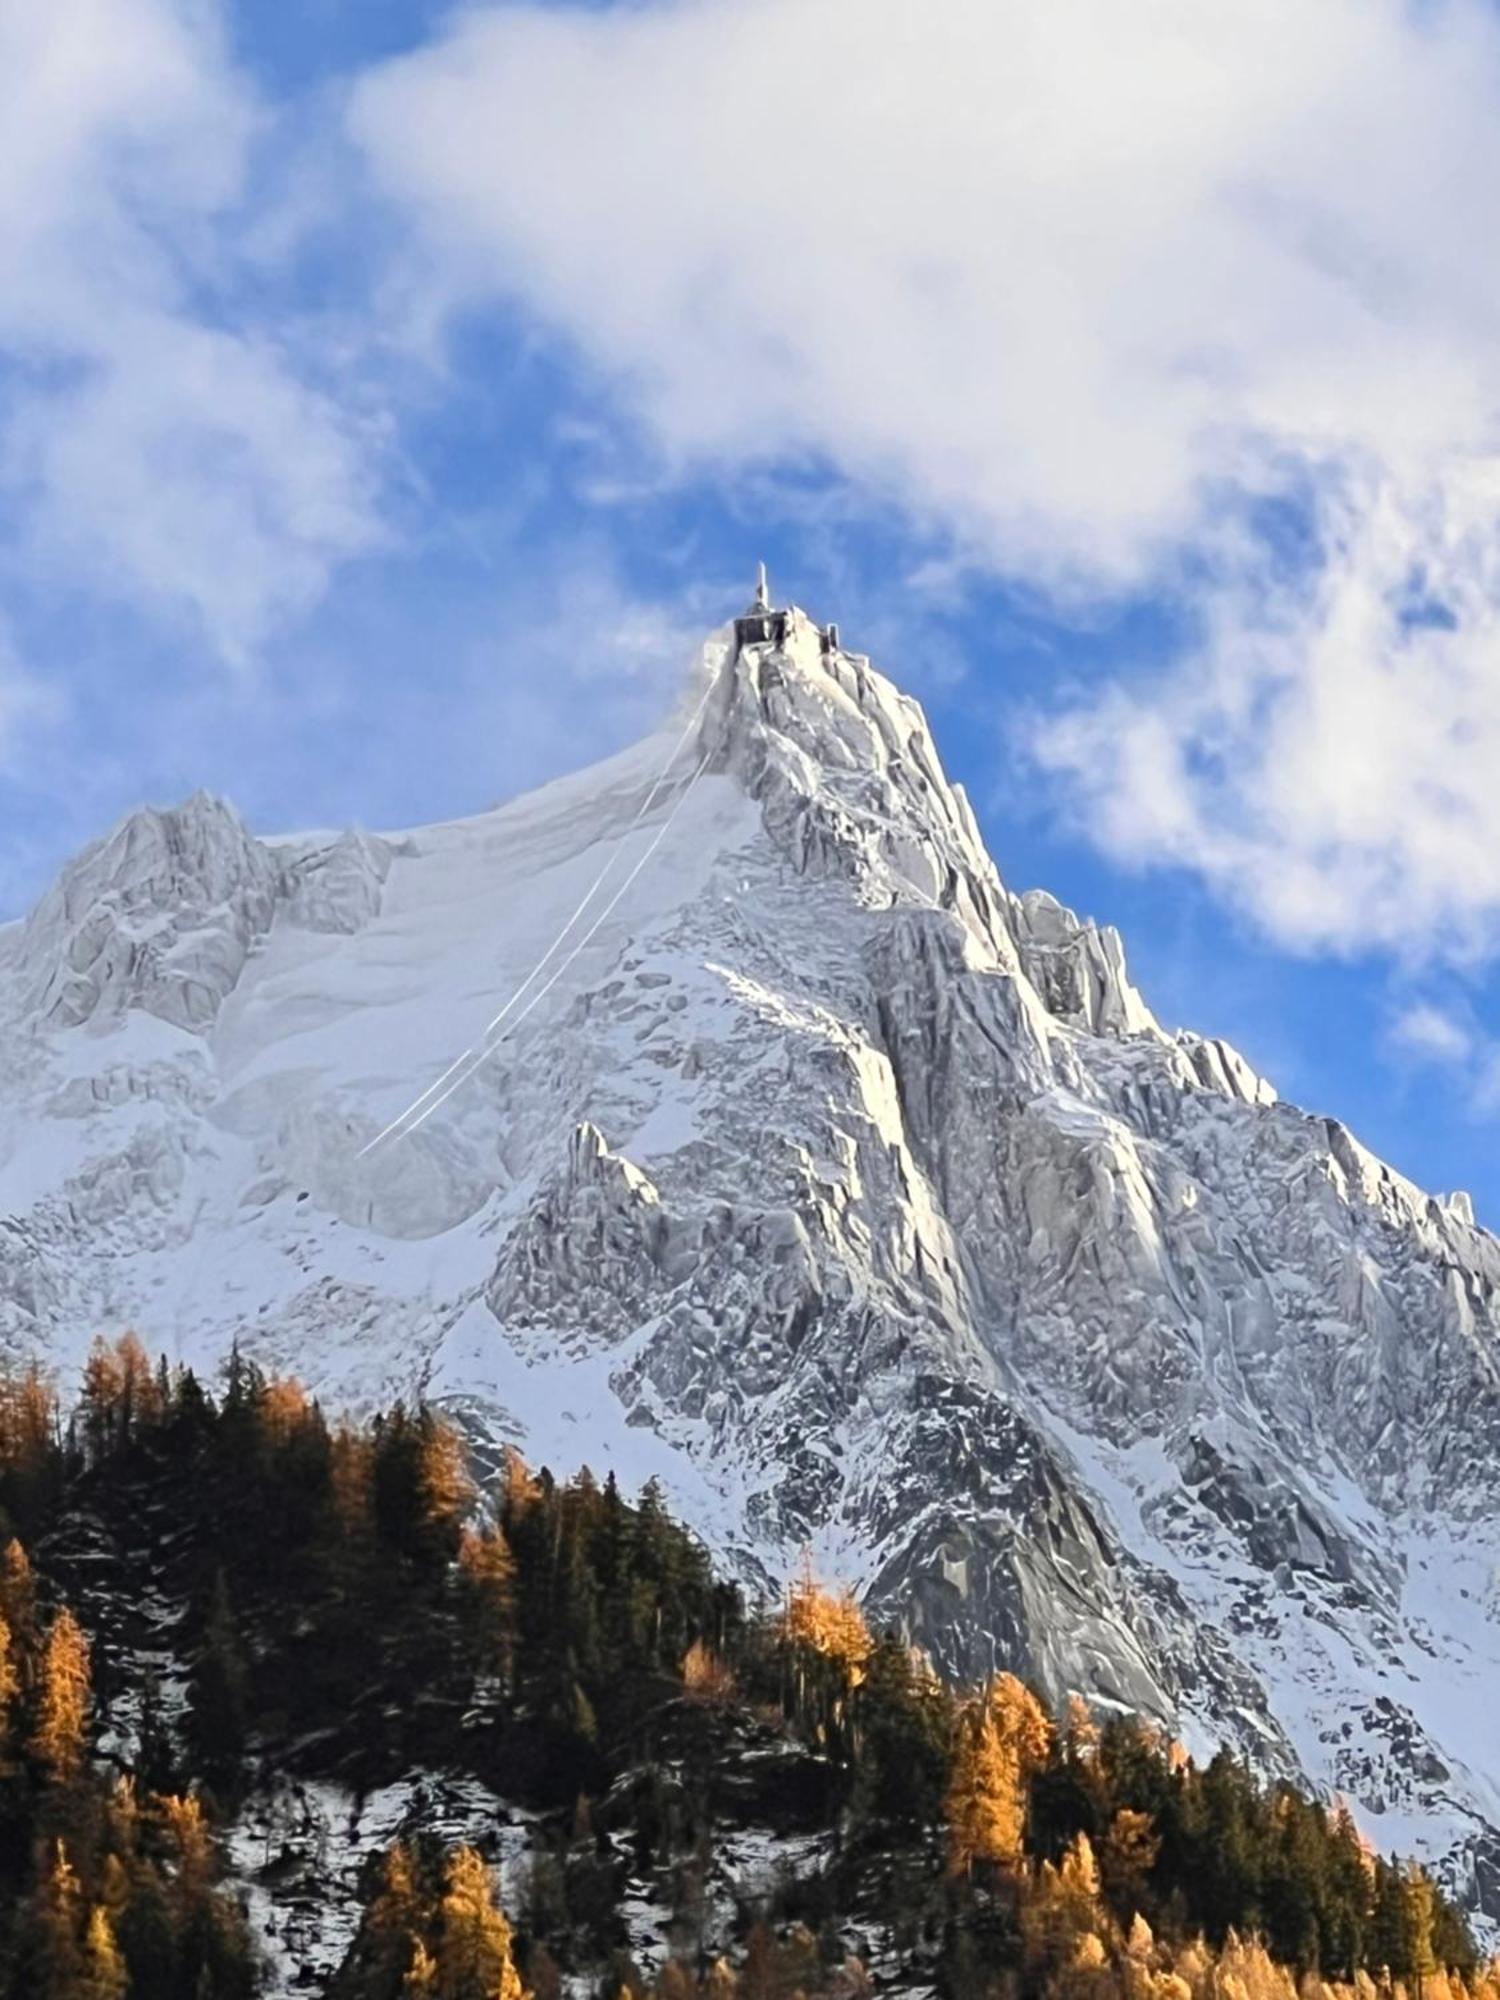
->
[[1, 602, 1498, 1928]]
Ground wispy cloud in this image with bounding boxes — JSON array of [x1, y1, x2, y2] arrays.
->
[[1386, 996, 1500, 1123], [0, 0, 386, 665], [1390, 1002, 1475, 1069], [348, 0, 1500, 962]]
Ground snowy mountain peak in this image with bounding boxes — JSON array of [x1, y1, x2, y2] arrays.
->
[[1, 604, 1498, 1929], [706, 609, 1008, 937], [700, 608, 1159, 1049]]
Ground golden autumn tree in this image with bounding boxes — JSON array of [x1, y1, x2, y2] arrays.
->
[[1060, 1831, 1102, 1905], [30, 1839, 86, 1993], [782, 1558, 874, 1682], [421, 1414, 475, 1535], [405, 1937, 439, 1994], [947, 1697, 1017, 1875], [0, 1608, 19, 1754], [113, 1332, 163, 1437], [703, 1957, 738, 2000], [31, 1606, 91, 1779], [1064, 1694, 1100, 1761], [79, 1337, 125, 1459], [945, 1672, 1053, 1874], [1, 1536, 37, 1644], [682, 1638, 736, 1703], [79, 1903, 128, 2000], [160, 1791, 215, 1900], [1102, 1807, 1161, 1922], [501, 1447, 541, 1522], [434, 1846, 527, 2000], [261, 1375, 314, 1443], [1207, 1934, 1296, 2000], [1125, 1913, 1155, 1962], [1023, 1830, 1106, 1989], [0, 1365, 59, 1516], [361, 1843, 431, 1994], [77, 1333, 163, 1459], [370, 1839, 419, 1927], [779, 1558, 875, 1749]]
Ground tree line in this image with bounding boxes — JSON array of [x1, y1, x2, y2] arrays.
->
[[0, 1337, 1489, 2000]]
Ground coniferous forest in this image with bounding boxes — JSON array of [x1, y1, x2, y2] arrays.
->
[[0, 1335, 1491, 2000]]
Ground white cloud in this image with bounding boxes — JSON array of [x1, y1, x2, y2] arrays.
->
[[1385, 998, 1500, 1122], [1034, 459, 1500, 957], [350, 0, 1500, 959], [1391, 1003, 1474, 1068], [0, 0, 384, 662]]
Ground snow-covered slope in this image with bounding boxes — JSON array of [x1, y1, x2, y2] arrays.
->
[[2, 605, 1498, 1929]]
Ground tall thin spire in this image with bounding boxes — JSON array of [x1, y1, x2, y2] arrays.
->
[[754, 560, 770, 611]]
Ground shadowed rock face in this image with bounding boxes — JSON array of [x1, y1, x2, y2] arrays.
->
[[1, 607, 1498, 1933]]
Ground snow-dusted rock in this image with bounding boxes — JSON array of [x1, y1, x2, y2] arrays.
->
[[1012, 889, 1156, 1038], [14, 791, 280, 1033], [280, 828, 397, 935]]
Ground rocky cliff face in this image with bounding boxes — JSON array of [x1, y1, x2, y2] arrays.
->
[[1, 606, 1497, 1928]]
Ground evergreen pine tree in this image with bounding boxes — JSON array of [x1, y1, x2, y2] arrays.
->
[[459, 1523, 516, 1680], [187, 1569, 249, 1784], [851, 1632, 950, 1828], [1405, 1864, 1440, 1996], [134, 1671, 179, 1796]]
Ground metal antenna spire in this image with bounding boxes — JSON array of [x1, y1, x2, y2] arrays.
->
[[754, 560, 770, 611]]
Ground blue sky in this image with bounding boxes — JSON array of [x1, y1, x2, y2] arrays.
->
[[5, 0, 1500, 1219]]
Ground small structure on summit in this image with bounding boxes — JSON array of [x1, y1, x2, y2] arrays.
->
[[734, 562, 788, 651], [732, 564, 845, 658]]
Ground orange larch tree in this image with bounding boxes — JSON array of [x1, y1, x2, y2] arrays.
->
[[31, 1605, 91, 1780]]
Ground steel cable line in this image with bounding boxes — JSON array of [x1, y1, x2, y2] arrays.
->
[[358, 669, 719, 1158], [369, 748, 713, 1148]]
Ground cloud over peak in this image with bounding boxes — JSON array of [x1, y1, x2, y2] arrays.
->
[[351, 0, 1500, 959]]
